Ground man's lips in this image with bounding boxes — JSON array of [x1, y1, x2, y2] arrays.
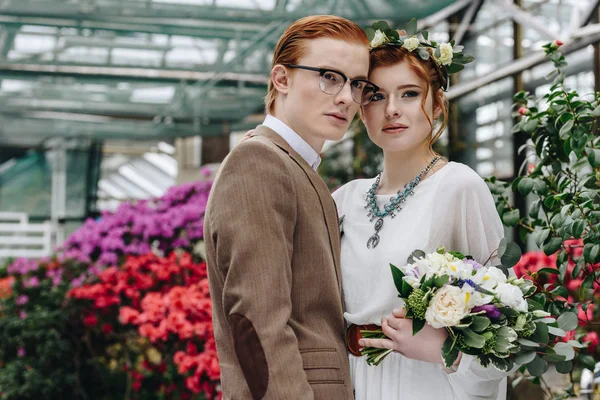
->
[[325, 112, 348, 122]]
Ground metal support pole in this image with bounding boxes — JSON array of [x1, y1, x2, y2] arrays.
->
[[48, 138, 66, 246], [512, 0, 527, 248]]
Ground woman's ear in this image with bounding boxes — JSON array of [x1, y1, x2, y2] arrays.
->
[[359, 106, 366, 125], [271, 65, 290, 95], [433, 89, 444, 120]]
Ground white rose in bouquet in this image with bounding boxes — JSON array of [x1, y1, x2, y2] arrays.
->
[[425, 285, 471, 328]]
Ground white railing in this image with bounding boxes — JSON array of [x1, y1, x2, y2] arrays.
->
[[0, 212, 55, 260]]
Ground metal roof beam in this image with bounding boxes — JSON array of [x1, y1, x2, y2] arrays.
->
[[0, 93, 265, 119], [0, 116, 257, 139], [0, 61, 269, 84], [0, 0, 454, 23], [0, 16, 264, 40], [448, 25, 600, 100]]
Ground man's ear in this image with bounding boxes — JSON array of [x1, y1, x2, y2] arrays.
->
[[271, 65, 290, 95]]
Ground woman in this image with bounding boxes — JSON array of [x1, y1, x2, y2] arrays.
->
[[332, 24, 511, 399]]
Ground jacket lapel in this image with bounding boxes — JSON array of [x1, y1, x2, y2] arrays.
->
[[253, 126, 342, 295]]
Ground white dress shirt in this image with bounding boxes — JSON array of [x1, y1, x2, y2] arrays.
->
[[262, 115, 321, 171]]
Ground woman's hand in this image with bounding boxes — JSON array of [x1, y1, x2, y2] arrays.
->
[[359, 308, 461, 366]]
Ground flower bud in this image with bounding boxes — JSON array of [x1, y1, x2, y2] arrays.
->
[[532, 309, 551, 318], [518, 107, 531, 116]]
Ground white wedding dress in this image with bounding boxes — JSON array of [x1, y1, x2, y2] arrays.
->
[[332, 162, 510, 400]]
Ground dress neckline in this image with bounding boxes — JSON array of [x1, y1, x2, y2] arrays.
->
[[372, 161, 455, 196]]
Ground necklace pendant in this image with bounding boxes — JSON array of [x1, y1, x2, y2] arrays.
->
[[367, 233, 380, 249]]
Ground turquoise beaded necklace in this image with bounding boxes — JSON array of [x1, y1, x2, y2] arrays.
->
[[365, 156, 440, 249]]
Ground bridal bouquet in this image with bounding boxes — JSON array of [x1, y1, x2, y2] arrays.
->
[[361, 244, 582, 374]]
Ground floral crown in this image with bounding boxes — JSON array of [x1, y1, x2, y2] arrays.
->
[[365, 19, 474, 91]]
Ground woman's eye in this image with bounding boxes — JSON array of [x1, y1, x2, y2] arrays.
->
[[402, 91, 420, 98], [371, 93, 385, 102]]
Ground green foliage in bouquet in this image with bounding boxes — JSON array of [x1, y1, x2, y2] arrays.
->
[[486, 42, 600, 377]]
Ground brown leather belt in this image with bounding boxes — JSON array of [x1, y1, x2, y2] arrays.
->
[[345, 323, 380, 357]]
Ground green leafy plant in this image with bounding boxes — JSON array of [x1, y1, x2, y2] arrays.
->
[[486, 41, 600, 381]]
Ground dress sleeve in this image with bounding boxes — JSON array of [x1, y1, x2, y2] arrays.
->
[[430, 167, 513, 399]]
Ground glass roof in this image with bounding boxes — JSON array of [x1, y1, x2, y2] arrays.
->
[[0, 0, 455, 146]]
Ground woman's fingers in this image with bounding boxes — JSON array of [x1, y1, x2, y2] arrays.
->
[[392, 307, 407, 318]]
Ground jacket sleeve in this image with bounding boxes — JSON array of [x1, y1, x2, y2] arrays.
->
[[207, 140, 314, 400]]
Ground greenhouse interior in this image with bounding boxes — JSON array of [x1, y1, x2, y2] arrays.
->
[[0, 0, 599, 398]]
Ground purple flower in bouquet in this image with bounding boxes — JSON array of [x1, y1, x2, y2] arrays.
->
[[17, 347, 25, 357], [465, 259, 484, 270], [19, 311, 27, 320], [472, 304, 502, 320]]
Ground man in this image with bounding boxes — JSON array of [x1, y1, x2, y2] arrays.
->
[[204, 15, 374, 399]]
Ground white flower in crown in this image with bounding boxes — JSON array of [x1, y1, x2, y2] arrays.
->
[[402, 37, 421, 52], [437, 42, 454, 66], [370, 30, 389, 48]]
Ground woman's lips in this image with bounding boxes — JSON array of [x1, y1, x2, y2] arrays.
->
[[382, 125, 408, 134]]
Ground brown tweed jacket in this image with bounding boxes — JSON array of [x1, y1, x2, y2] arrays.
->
[[204, 125, 353, 399]]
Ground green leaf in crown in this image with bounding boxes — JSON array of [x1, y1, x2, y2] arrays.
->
[[365, 18, 474, 91]]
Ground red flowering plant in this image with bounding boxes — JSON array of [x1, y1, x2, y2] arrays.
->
[[513, 240, 599, 363], [68, 251, 220, 400]]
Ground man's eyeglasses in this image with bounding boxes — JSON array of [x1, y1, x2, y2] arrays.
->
[[284, 64, 379, 105]]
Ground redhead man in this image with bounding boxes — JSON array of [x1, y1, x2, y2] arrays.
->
[[204, 15, 376, 400]]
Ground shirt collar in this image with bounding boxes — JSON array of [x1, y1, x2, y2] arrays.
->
[[262, 115, 321, 170]]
